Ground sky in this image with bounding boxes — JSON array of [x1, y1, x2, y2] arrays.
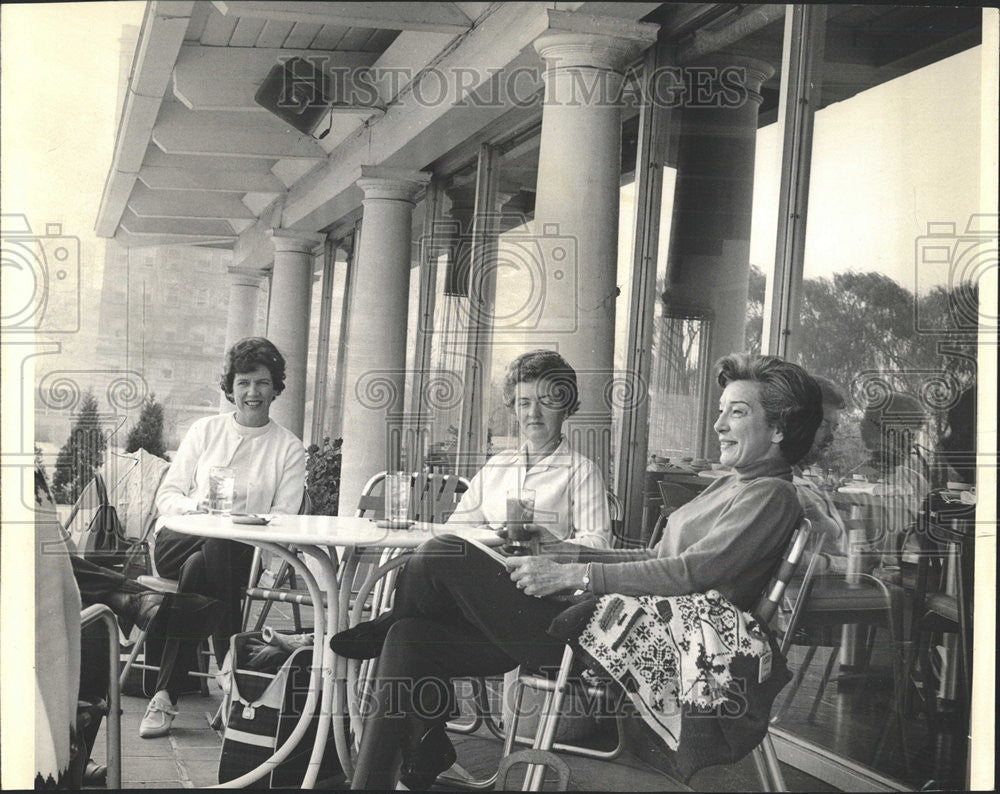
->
[[2, 2, 145, 287]]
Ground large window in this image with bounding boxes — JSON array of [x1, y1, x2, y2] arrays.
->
[[631, 12, 787, 541], [623, 5, 986, 788], [764, 9, 983, 789]]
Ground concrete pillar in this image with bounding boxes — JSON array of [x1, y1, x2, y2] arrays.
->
[[338, 167, 430, 514], [663, 55, 774, 455], [267, 229, 323, 437], [325, 234, 355, 441], [531, 10, 658, 479], [220, 268, 264, 411]]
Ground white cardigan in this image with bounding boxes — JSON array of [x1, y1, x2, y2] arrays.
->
[[156, 412, 306, 519]]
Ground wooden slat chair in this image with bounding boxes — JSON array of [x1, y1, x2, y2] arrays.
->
[[485, 519, 824, 792]]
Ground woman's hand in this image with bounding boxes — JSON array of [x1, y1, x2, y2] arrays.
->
[[506, 557, 587, 598], [184, 499, 210, 515]]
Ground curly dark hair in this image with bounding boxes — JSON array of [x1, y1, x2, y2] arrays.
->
[[501, 349, 579, 416], [220, 337, 287, 403], [715, 353, 823, 465]]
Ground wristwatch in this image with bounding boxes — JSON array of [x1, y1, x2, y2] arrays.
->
[[581, 562, 593, 592]]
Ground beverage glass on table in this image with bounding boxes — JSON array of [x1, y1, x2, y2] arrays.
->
[[384, 472, 412, 526], [505, 488, 536, 556], [209, 466, 236, 515]]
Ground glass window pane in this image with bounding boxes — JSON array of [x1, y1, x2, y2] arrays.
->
[[641, 18, 786, 540], [770, 7, 983, 788]]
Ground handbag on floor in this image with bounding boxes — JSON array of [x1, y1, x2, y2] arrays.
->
[[218, 632, 343, 788]]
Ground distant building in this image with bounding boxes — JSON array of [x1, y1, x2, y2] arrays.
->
[[93, 240, 268, 450]]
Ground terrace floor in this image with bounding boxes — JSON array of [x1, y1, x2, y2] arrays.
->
[[93, 681, 840, 790], [90, 599, 840, 791]]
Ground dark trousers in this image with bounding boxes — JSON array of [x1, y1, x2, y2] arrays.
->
[[152, 528, 254, 700], [71, 555, 146, 601], [351, 536, 568, 789]]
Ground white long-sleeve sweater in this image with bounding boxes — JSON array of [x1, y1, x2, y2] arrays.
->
[[155, 412, 306, 521]]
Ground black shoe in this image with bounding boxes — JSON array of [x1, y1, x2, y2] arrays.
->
[[113, 591, 165, 637], [83, 759, 107, 786], [329, 612, 395, 659], [399, 724, 456, 791]]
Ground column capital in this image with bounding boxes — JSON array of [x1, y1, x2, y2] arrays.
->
[[686, 53, 774, 104], [268, 228, 325, 254], [226, 265, 267, 283], [356, 167, 432, 204], [534, 10, 659, 73]]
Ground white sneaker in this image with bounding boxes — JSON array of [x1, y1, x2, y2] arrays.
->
[[139, 691, 178, 738]]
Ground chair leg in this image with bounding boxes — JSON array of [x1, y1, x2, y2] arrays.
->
[[286, 567, 304, 633], [808, 646, 839, 723], [761, 733, 787, 791], [772, 644, 817, 723], [196, 638, 210, 697], [119, 627, 149, 688], [525, 647, 575, 791], [752, 745, 771, 790], [248, 559, 292, 632]]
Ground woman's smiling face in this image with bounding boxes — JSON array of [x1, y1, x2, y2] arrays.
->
[[232, 364, 276, 427], [713, 380, 784, 468]]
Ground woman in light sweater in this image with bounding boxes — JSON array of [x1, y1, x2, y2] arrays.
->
[[140, 337, 305, 739], [332, 353, 823, 790]]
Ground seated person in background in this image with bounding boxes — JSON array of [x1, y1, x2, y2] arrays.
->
[[792, 375, 850, 572], [141, 337, 306, 738], [855, 389, 931, 566], [332, 353, 821, 790], [447, 349, 611, 549]]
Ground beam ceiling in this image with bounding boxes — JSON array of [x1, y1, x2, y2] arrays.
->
[[211, 2, 474, 34]]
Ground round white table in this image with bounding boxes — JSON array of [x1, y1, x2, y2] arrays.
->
[[160, 513, 502, 788]]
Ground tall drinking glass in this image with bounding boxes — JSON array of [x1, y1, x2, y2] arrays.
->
[[209, 466, 236, 515], [505, 488, 536, 555], [384, 472, 412, 526]]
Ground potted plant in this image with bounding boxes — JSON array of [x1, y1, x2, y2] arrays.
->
[[306, 436, 342, 515]]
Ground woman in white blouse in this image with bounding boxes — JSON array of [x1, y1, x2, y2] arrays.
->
[[447, 349, 611, 549], [140, 337, 305, 738]]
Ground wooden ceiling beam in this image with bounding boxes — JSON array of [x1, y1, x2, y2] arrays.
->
[[212, 1, 473, 34]]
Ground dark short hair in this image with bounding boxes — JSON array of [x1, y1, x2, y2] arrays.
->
[[502, 349, 579, 415], [813, 375, 846, 409], [221, 337, 287, 403], [715, 353, 823, 465]]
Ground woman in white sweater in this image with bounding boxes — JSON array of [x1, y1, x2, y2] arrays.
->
[[140, 338, 305, 738]]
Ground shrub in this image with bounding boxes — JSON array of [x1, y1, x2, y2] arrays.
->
[[306, 436, 342, 516]]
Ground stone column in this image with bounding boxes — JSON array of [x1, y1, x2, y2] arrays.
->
[[662, 55, 774, 456], [267, 229, 323, 437], [337, 167, 430, 514], [220, 268, 265, 411], [531, 10, 658, 479]]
